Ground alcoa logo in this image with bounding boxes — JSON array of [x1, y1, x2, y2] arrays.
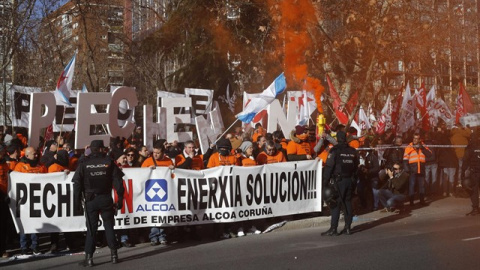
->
[[145, 179, 168, 202]]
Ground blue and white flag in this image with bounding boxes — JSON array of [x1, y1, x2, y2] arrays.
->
[[55, 53, 76, 106], [236, 73, 287, 123]]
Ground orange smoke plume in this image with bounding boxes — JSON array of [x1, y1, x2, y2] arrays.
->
[[267, 0, 324, 113]]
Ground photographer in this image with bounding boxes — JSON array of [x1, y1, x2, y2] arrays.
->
[[378, 162, 409, 213]]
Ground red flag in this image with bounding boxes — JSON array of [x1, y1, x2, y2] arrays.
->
[[456, 82, 474, 123], [326, 75, 348, 124], [345, 90, 358, 114], [44, 124, 54, 142]]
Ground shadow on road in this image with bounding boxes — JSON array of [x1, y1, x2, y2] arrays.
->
[[351, 210, 412, 234]]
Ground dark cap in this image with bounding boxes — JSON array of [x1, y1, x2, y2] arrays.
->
[[295, 125, 306, 135], [216, 138, 232, 150], [337, 131, 347, 143], [90, 140, 105, 148]]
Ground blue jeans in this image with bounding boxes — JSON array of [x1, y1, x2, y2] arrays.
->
[[149, 227, 166, 242], [20, 233, 38, 250], [409, 173, 425, 196], [372, 188, 380, 210], [441, 167, 456, 193], [378, 189, 406, 209], [425, 163, 438, 195]]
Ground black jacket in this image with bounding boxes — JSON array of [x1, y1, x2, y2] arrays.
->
[[322, 143, 359, 185], [72, 153, 125, 206]]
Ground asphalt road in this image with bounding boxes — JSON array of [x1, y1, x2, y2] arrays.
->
[[2, 197, 479, 270]]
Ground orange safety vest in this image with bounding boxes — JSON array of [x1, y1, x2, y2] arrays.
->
[[207, 152, 237, 168], [403, 143, 427, 174], [317, 144, 333, 164], [286, 141, 312, 156], [48, 163, 68, 173], [256, 151, 286, 165], [175, 154, 204, 170], [14, 162, 47, 173], [238, 156, 257, 166], [141, 156, 174, 167]]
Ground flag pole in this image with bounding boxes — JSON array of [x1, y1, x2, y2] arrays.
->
[[214, 118, 239, 144]]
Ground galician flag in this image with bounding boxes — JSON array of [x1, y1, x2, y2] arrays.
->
[[55, 53, 76, 106], [236, 73, 287, 123]]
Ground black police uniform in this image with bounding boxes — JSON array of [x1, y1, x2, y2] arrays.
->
[[322, 131, 359, 236], [72, 142, 124, 266], [461, 135, 480, 216]]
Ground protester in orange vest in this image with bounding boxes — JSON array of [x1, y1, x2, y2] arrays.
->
[[5, 144, 20, 172], [257, 140, 286, 165], [252, 123, 266, 143], [287, 125, 313, 161], [207, 138, 237, 168], [48, 150, 70, 173], [175, 140, 204, 170], [141, 141, 172, 246], [403, 133, 432, 206], [236, 141, 257, 166], [174, 140, 204, 241], [141, 142, 174, 169], [63, 142, 79, 171], [14, 146, 46, 255]]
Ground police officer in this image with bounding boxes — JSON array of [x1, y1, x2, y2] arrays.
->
[[73, 140, 125, 267], [321, 131, 359, 236], [461, 129, 480, 216]]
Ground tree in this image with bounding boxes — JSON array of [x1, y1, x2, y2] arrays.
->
[[0, 0, 36, 127]]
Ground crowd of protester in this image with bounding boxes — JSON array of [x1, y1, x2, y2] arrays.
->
[[0, 120, 478, 258]]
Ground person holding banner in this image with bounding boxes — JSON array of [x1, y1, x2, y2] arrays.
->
[[14, 146, 47, 255], [72, 140, 125, 266], [206, 138, 237, 168], [175, 141, 204, 170], [142, 141, 173, 246], [256, 140, 286, 165], [321, 131, 359, 236]]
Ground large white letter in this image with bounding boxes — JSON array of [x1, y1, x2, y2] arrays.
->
[[143, 105, 166, 150], [75, 92, 111, 149], [28, 92, 56, 148], [161, 97, 192, 142], [108, 86, 138, 138], [195, 107, 224, 154], [267, 99, 297, 136]]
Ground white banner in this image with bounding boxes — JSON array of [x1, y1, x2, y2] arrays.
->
[[460, 113, 480, 127], [9, 160, 322, 234]]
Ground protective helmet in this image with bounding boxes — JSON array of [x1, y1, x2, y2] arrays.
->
[[323, 185, 339, 208]]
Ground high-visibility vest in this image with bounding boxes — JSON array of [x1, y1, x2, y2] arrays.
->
[[403, 143, 427, 173]]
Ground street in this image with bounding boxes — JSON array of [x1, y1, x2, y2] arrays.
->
[[1, 196, 479, 270]]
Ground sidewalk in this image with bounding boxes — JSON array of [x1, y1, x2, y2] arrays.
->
[[275, 195, 474, 232]]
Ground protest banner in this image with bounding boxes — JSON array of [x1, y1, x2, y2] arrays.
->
[[9, 160, 322, 234]]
